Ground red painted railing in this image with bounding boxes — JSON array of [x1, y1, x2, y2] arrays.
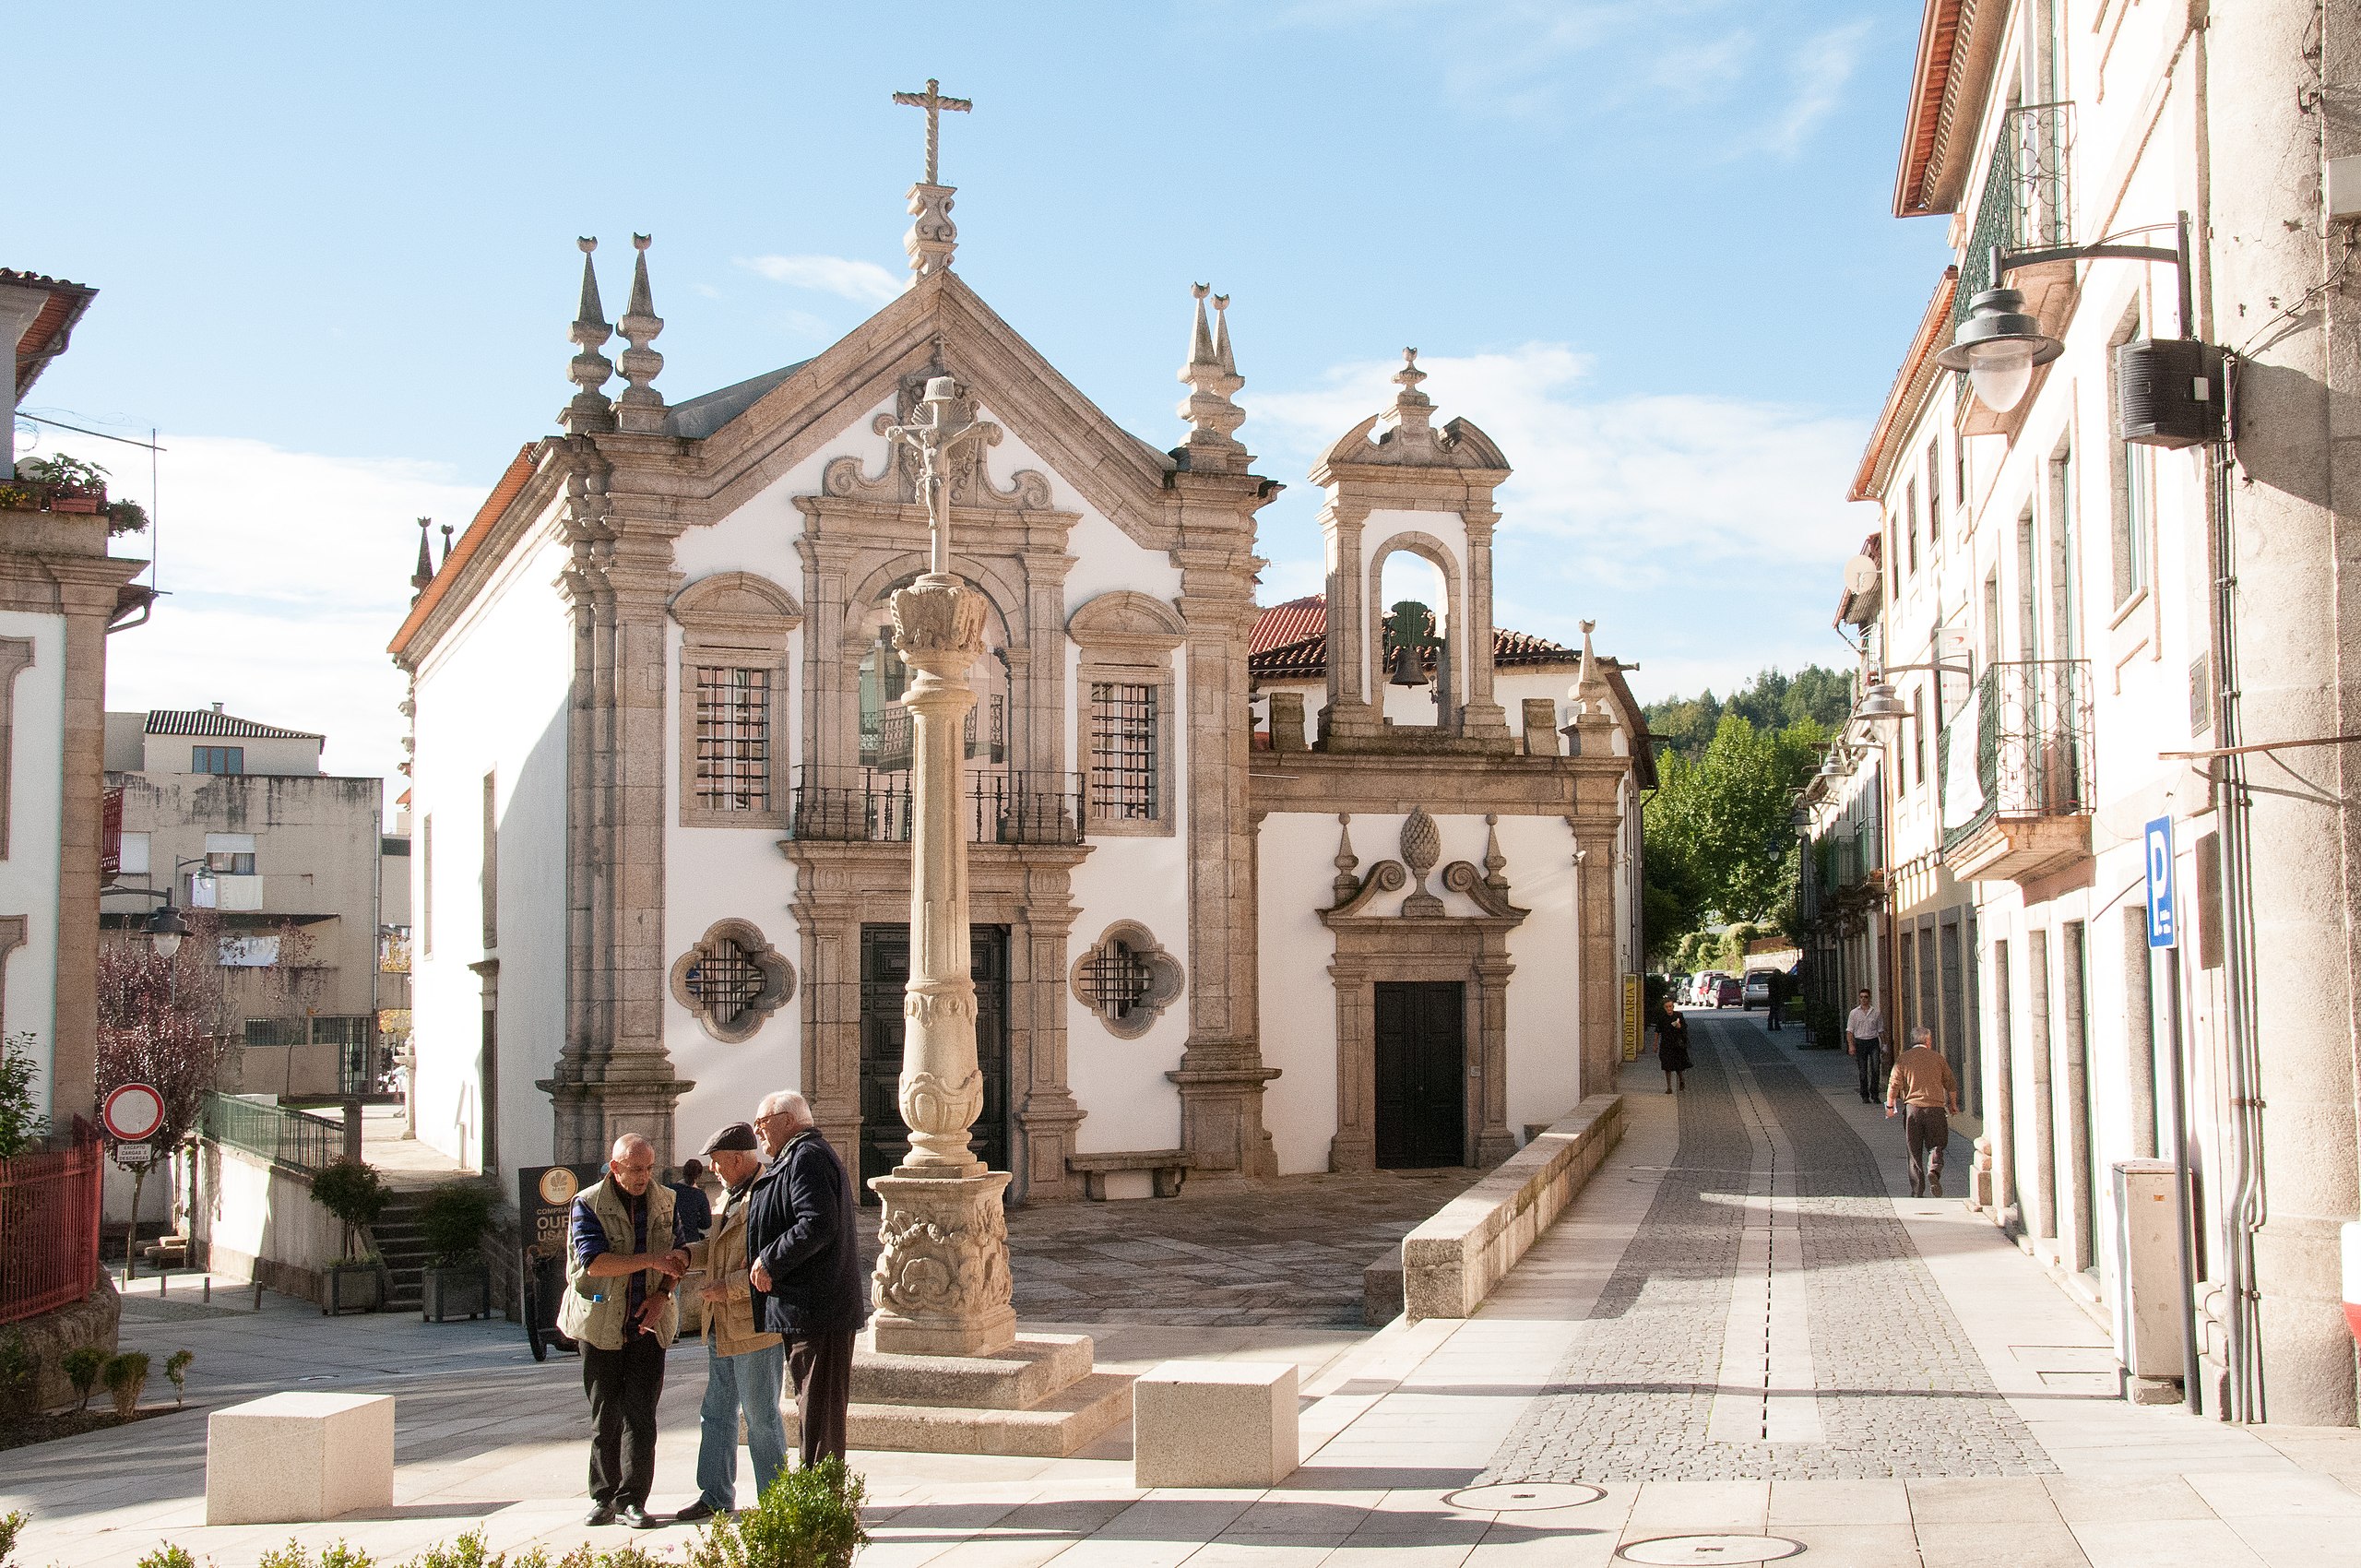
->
[[0, 1120, 104, 1324]]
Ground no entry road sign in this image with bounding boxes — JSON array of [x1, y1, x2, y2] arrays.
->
[[102, 1081, 165, 1143]]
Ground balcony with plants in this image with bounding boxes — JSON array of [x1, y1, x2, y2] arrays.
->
[[0, 456, 148, 535]]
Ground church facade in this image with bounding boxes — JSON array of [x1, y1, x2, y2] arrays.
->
[[391, 178, 1646, 1203]]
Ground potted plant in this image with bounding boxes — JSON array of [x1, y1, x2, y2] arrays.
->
[[308, 1158, 390, 1314], [12, 455, 109, 514], [417, 1182, 493, 1323]]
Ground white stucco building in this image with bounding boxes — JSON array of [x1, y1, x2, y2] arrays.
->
[[391, 177, 1645, 1204]]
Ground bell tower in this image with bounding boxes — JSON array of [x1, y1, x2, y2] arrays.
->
[[1309, 350, 1514, 751]]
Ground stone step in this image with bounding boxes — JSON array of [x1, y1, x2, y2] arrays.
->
[[847, 1333, 1095, 1411], [795, 1371, 1133, 1458]]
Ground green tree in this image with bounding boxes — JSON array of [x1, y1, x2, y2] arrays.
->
[[0, 1033, 46, 1157], [1642, 712, 1826, 962]]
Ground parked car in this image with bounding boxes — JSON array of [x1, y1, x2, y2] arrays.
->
[[1691, 972, 1727, 1005], [1742, 973, 1773, 1009], [1714, 976, 1743, 1009]]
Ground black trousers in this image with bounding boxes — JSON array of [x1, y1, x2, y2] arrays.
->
[[582, 1331, 667, 1505], [1853, 1039, 1884, 1100], [787, 1331, 858, 1467], [1906, 1106, 1951, 1196], [1766, 997, 1782, 1029]]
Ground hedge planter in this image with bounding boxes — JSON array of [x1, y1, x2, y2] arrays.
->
[[421, 1264, 491, 1323], [324, 1261, 385, 1315]]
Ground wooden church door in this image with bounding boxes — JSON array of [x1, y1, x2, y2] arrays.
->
[[858, 923, 1012, 1196], [1373, 980, 1467, 1169]]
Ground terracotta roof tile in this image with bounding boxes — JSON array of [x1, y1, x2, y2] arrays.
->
[[3, 267, 98, 399], [1247, 594, 1580, 678], [145, 709, 321, 741], [388, 443, 542, 661]]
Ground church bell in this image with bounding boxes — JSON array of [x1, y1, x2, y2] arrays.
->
[[1387, 642, 1430, 688]]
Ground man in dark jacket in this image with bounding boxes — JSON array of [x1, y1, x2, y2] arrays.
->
[[744, 1089, 868, 1467]]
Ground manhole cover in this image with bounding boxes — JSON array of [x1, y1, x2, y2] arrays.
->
[[1445, 1482, 1606, 1512], [1618, 1536, 1804, 1565]]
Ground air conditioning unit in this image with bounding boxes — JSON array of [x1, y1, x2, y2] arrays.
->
[[2117, 338, 2226, 448]]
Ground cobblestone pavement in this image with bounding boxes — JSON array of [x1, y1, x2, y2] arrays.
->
[[853, 1167, 1480, 1327], [1484, 1011, 2054, 1480]]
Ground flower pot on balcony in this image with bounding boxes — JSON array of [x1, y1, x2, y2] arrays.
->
[[324, 1259, 385, 1315], [49, 492, 103, 515], [421, 1263, 492, 1323]]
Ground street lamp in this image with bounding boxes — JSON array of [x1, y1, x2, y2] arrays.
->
[[1941, 210, 2225, 445], [1855, 681, 1911, 723], [104, 855, 208, 960]]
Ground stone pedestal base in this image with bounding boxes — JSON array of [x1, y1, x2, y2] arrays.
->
[[782, 1332, 1133, 1458], [869, 1169, 1017, 1357]]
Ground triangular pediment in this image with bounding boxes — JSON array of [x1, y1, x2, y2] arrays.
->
[[684, 271, 1200, 549]]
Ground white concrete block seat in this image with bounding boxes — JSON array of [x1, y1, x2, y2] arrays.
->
[[205, 1391, 395, 1526], [1066, 1150, 1190, 1200], [1133, 1360, 1299, 1488]]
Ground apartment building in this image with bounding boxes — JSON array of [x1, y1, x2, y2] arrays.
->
[[1815, 0, 2361, 1424]]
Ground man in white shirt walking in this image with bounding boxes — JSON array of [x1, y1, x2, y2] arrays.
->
[[1845, 989, 1886, 1105]]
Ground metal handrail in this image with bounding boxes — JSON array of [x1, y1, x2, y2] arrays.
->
[[1957, 101, 2075, 324], [201, 1091, 341, 1172], [787, 766, 1085, 847]]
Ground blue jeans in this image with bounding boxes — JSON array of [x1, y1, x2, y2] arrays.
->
[[695, 1337, 787, 1512]]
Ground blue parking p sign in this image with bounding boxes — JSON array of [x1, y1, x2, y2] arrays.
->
[[2145, 815, 2177, 949]]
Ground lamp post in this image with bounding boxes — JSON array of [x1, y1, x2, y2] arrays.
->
[[106, 856, 209, 959], [1941, 210, 2224, 444], [865, 374, 1019, 1358]]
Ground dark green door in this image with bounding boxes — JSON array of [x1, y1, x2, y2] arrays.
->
[[859, 923, 1010, 1196], [1374, 980, 1465, 1169]]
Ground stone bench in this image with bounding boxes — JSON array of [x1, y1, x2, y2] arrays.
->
[[207, 1391, 395, 1525], [1067, 1150, 1189, 1200], [1133, 1360, 1298, 1488]]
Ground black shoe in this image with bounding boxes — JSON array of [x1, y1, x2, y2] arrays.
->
[[615, 1503, 660, 1530], [585, 1503, 616, 1527], [676, 1502, 727, 1525]]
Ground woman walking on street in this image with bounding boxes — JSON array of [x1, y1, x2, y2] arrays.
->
[[1655, 997, 1691, 1093]]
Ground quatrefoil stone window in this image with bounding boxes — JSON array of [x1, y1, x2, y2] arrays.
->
[[670, 920, 795, 1043], [1068, 921, 1184, 1039]]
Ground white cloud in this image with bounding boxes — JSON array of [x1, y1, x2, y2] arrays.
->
[[735, 254, 902, 305], [1246, 342, 1870, 695], [48, 433, 492, 802], [1762, 19, 1872, 156]]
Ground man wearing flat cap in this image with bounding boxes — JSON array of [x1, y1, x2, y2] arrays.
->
[[673, 1122, 787, 1523]]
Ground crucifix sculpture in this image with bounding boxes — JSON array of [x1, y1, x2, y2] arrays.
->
[[867, 374, 1014, 1356], [892, 78, 972, 279]]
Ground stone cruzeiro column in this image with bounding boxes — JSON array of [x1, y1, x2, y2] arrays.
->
[[867, 374, 1017, 1357]]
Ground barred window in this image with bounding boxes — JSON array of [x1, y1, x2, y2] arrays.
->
[[1088, 683, 1157, 821], [694, 667, 771, 812], [1076, 937, 1152, 1022], [1068, 921, 1183, 1039], [681, 937, 766, 1028]]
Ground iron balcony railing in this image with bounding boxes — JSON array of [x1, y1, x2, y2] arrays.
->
[[1942, 659, 2094, 849], [788, 766, 1084, 847], [1957, 101, 2075, 325], [201, 1090, 342, 1173], [860, 696, 1005, 772]]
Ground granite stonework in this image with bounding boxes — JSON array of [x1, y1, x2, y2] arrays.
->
[[1133, 1359, 1299, 1488], [1402, 1092, 1626, 1323], [204, 1391, 395, 1526], [780, 1331, 1130, 1458]]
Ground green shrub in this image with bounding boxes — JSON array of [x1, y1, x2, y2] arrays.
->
[[164, 1348, 193, 1408], [0, 1329, 35, 1420], [309, 1160, 390, 1258], [0, 1033, 46, 1157], [60, 1346, 106, 1412], [259, 1540, 375, 1568], [104, 1351, 149, 1419], [135, 1548, 197, 1568], [418, 1182, 494, 1268], [1, 1509, 26, 1568], [685, 1456, 869, 1568]]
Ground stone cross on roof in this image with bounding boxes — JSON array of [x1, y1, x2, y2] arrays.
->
[[893, 79, 973, 279], [892, 77, 972, 187]]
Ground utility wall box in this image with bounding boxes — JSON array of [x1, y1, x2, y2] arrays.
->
[[2330, 155, 2361, 223], [2117, 339, 2226, 448], [2114, 1160, 2187, 1380]]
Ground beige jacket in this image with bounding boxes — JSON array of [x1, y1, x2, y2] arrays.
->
[[555, 1177, 681, 1353], [689, 1183, 781, 1358]]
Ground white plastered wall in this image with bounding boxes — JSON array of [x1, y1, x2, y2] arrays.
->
[[0, 609, 65, 1113], [409, 505, 574, 1178]]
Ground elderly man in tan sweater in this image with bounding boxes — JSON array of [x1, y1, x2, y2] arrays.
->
[[1885, 1027, 1962, 1198], [676, 1122, 786, 1523]]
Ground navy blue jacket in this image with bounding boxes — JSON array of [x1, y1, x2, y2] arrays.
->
[[745, 1127, 870, 1337]]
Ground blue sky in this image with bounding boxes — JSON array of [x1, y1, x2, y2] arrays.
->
[[14, 2, 1950, 787]]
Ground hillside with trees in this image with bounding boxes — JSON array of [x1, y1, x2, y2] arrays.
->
[[1640, 667, 1851, 968]]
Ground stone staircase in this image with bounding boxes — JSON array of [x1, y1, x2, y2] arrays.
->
[[371, 1189, 435, 1312]]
